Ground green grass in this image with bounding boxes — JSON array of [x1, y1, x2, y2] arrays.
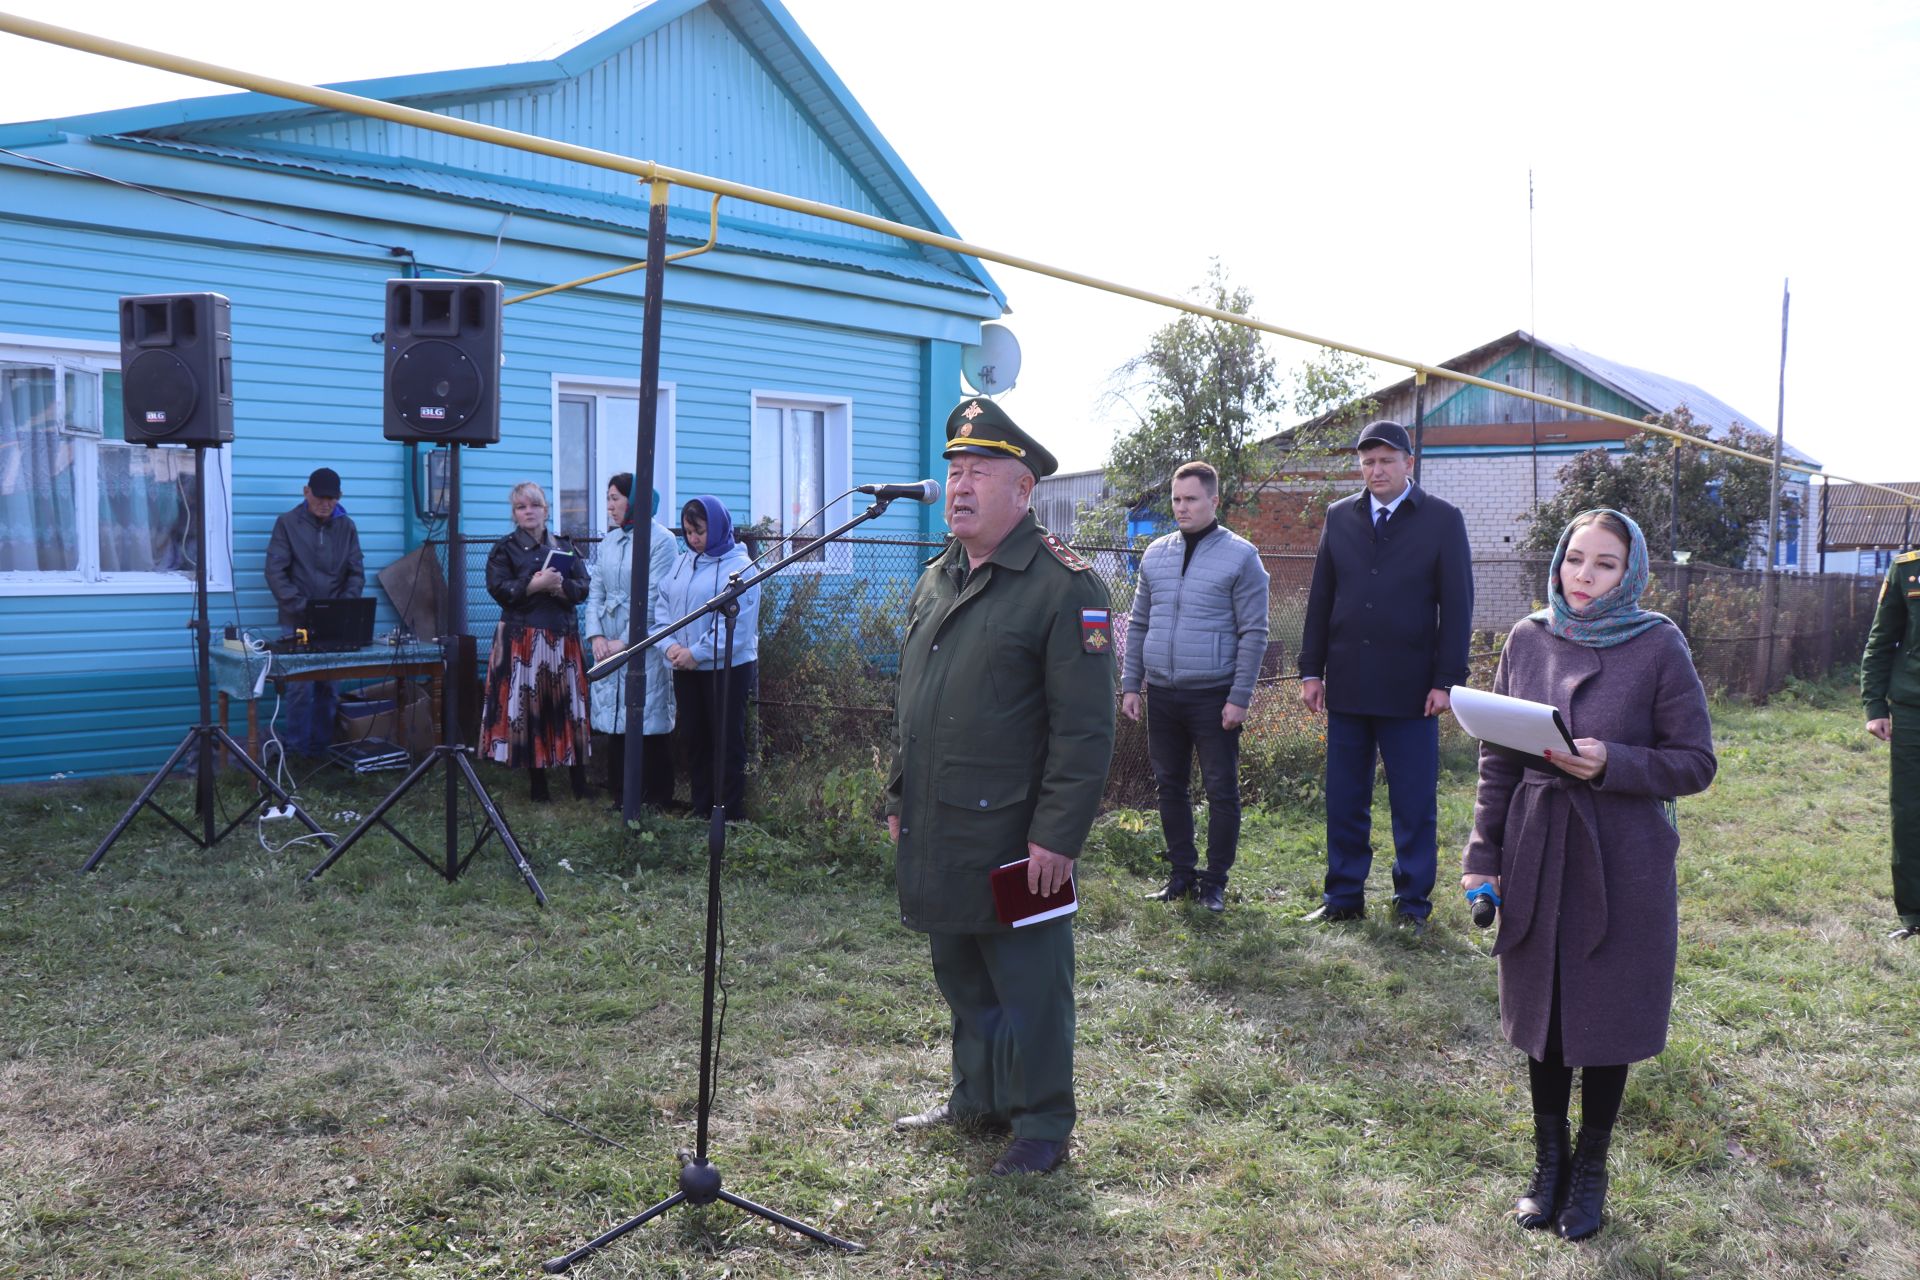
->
[[2, 677, 1916, 1278]]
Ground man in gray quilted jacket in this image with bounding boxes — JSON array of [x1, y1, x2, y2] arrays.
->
[[1121, 461, 1271, 912]]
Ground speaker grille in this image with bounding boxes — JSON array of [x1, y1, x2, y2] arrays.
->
[[122, 349, 200, 438], [389, 341, 482, 435]]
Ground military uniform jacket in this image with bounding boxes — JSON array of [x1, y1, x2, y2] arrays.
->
[[887, 512, 1117, 933], [1862, 550, 1920, 719]]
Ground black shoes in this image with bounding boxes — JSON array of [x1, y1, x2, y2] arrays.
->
[[1890, 925, 1919, 941], [1145, 875, 1195, 902], [1515, 1114, 1572, 1230], [1556, 1124, 1613, 1241], [1395, 912, 1429, 936], [1197, 882, 1226, 913], [892, 1101, 1009, 1135], [1303, 903, 1365, 924], [990, 1137, 1066, 1176]]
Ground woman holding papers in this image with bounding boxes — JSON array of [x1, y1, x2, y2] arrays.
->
[[1461, 509, 1716, 1242], [656, 497, 760, 821], [479, 481, 592, 802]]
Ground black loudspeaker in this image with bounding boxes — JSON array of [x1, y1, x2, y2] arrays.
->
[[119, 292, 233, 446], [382, 279, 502, 446]]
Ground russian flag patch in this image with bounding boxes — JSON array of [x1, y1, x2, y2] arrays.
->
[[1080, 608, 1111, 654]]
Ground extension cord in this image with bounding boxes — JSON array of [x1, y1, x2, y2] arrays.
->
[[263, 805, 295, 821]]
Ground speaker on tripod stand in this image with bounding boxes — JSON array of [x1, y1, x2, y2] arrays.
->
[[306, 278, 544, 903], [83, 293, 330, 871]]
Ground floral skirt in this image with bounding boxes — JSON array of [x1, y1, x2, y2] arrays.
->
[[478, 623, 591, 768]]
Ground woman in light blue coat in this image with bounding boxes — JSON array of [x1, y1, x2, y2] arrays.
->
[[586, 475, 677, 808], [656, 496, 759, 820]]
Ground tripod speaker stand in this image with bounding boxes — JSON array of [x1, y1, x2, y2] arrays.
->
[[539, 497, 902, 1273], [82, 445, 331, 871], [303, 443, 546, 904]]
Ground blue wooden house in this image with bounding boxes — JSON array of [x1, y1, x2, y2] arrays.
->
[[0, 0, 1002, 784]]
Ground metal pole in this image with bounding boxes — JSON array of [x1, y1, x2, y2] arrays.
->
[[193, 448, 214, 845], [1817, 475, 1828, 570], [1411, 372, 1426, 482], [1767, 279, 1789, 568], [622, 181, 671, 825], [444, 444, 464, 881], [1670, 439, 1680, 560]]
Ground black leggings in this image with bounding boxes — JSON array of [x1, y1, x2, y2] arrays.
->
[[1527, 959, 1630, 1131]]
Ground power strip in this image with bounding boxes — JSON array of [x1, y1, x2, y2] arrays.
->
[[262, 805, 296, 821]]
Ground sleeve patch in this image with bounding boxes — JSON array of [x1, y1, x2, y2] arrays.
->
[[1042, 533, 1092, 572], [1081, 608, 1112, 653]]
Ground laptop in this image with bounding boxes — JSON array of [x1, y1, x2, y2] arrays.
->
[[304, 597, 376, 652]]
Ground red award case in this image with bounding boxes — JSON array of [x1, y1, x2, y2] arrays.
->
[[990, 858, 1079, 928]]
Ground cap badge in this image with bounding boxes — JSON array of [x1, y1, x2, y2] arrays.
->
[[958, 423, 973, 437], [962, 401, 984, 421]]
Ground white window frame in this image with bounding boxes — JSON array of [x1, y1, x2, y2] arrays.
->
[[549, 376, 677, 541], [748, 390, 853, 574], [0, 332, 232, 596]]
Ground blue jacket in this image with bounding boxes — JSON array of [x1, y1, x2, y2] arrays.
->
[[1298, 484, 1473, 718], [654, 498, 760, 669]]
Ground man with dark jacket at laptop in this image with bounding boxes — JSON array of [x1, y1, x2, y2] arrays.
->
[[265, 467, 365, 755]]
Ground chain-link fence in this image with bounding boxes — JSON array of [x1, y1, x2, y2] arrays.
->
[[428, 534, 1875, 814]]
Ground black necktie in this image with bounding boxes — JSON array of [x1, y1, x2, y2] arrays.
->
[[1374, 505, 1390, 539]]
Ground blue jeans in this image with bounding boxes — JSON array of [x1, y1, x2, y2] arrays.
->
[[1322, 710, 1439, 919], [281, 679, 339, 757], [1145, 683, 1242, 887]]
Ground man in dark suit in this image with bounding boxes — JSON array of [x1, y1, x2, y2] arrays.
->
[[1297, 421, 1473, 934]]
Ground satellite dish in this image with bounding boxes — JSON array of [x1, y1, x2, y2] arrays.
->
[[961, 324, 1021, 396]]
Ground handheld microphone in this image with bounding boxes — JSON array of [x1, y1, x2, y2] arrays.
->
[[856, 479, 941, 504], [1465, 882, 1501, 929]]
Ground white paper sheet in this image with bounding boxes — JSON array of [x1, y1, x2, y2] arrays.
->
[[1449, 685, 1579, 759]]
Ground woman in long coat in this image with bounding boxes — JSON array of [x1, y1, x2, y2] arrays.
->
[[479, 481, 592, 801], [584, 475, 677, 807], [1461, 508, 1716, 1241]]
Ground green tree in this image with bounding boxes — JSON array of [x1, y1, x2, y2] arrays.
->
[[1080, 261, 1282, 543], [1522, 407, 1797, 566]]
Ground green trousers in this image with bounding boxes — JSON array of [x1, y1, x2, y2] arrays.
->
[[928, 918, 1076, 1141], [1892, 710, 1920, 928]]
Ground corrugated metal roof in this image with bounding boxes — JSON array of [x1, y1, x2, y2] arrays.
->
[[100, 135, 983, 294], [1818, 482, 1920, 550]]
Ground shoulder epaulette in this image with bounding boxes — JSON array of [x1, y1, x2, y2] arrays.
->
[[1896, 550, 1920, 565], [1040, 532, 1092, 572]]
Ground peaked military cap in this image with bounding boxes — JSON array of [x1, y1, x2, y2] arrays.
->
[[943, 397, 1058, 478]]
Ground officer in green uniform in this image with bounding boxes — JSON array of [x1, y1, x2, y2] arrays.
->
[[886, 397, 1117, 1176], [1862, 548, 1920, 941]]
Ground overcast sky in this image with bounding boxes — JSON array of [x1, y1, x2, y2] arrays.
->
[[2, 0, 1914, 484]]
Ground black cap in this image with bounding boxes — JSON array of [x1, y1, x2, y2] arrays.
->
[[308, 467, 342, 498], [1355, 421, 1414, 454], [942, 398, 1058, 478]]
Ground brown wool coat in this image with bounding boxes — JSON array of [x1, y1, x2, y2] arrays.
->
[[1462, 618, 1717, 1066]]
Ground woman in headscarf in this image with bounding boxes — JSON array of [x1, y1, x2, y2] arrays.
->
[[478, 481, 591, 802], [584, 476, 677, 808], [1461, 509, 1717, 1241], [655, 496, 759, 820]]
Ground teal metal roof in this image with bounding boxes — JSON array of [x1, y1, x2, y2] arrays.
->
[[0, 0, 1006, 307]]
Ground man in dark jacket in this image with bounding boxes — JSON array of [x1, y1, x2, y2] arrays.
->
[[1861, 547, 1920, 941], [264, 467, 364, 754], [886, 398, 1116, 1177], [1297, 422, 1472, 933]]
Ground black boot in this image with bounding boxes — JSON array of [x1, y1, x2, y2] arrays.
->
[[529, 768, 552, 803], [1556, 1124, 1613, 1241], [1515, 1114, 1571, 1230], [568, 762, 590, 801]]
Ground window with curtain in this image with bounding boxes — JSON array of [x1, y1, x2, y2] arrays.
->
[[749, 394, 852, 572], [0, 341, 225, 590]]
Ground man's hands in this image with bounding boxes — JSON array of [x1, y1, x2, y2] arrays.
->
[[1869, 717, 1893, 742], [1424, 688, 1452, 717], [1222, 702, 1247, 730], [1460, 872, 1502, 894], [1027, 845, 1074, 897], [1546, 738, 1608, 781], [1298, 678, 1325, 715], [1121, 692, 1142, 722]]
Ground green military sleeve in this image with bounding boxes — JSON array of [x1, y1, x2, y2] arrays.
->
[[1863, 558, 1909, 721], [1026, 570, 1118, 857]]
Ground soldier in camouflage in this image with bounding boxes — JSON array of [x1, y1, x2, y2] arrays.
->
[[1861, 547, 1920, 941]]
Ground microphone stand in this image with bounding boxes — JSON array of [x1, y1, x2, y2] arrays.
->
[[540, 496, 908, 1273]]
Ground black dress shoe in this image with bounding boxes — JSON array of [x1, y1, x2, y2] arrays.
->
[[1197, 883, 1226, 913], [989, 1137, 1066, 1176], [1395, 912, 1429, 936], [892, 1101, 1009, 1134], [1515, 1114, 1572, 1230], [1144, 876, 1195, 902], [1555, 1125, 1613, 1241], [1302, 903, 1365, 923]]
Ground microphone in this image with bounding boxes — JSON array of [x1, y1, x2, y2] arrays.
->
[[856, 479, 941, 504], [1465, 882, 1501, 929]]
